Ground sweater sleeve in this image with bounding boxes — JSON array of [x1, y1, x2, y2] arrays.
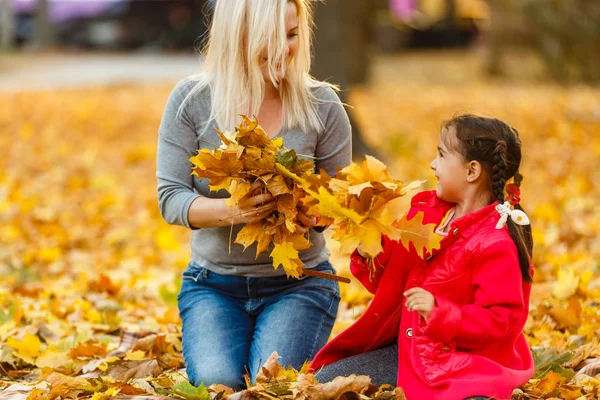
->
[[421, 239, 526, 348], [314, 86, 352, 176], [156, 79, 202, 229]]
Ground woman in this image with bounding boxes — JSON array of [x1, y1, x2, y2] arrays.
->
[[156, 0, 352, 390]]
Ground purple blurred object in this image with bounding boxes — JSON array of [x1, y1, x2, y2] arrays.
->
[[13, 0, 118, 23], [389, 0, 416, 21]]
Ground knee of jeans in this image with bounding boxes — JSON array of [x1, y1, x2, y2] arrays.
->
[[186, 363, 246, 391]]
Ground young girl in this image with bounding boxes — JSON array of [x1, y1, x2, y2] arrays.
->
[[310, 115, 534, 400], [156, 0, 351, 390]]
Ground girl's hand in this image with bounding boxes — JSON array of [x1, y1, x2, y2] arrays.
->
[[234, 181, 277, 224], [404, 287, 435, 320], [294, 207, 317, 235], [356, 243, 368, 258]]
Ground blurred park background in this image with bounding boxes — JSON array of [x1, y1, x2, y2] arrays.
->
[[1, 1, 600, 399]]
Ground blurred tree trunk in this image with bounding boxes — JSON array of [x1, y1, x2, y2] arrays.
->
[[441, 0, 459, 46], [312, 0, 379, 161], [444, 0, 456, 22], [486, 1, 508, 76], [34, 0, 55, 50], [485, 1, 536, 77], [1, 0, 15, 50]]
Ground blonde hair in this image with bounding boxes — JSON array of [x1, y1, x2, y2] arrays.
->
[[180, 0, 332, 132]]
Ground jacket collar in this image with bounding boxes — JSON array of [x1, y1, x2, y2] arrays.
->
[[410, 191, 501, 255]]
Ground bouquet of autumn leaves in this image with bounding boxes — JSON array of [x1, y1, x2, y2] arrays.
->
[[190, 116, 431, 279]]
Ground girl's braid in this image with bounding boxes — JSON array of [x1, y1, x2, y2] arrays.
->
[[513, 172, 524, 188], [492, 140, 508, 203]]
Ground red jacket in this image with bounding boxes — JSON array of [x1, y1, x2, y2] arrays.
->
[[311, 191, 534, 400]]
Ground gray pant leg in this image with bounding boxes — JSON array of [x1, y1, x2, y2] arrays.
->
[[314, 342, 398, 386]]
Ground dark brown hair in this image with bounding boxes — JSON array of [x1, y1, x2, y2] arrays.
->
[[442, 114, 534, 283]]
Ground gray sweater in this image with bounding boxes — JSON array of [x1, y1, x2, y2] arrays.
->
[[157, 78, 352, 277]]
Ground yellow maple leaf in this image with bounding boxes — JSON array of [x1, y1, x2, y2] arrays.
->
[[347, 182, 373, 196], [271, 137, 283, 149], [395, 211, 438, 259], [533, 371, 565, 395], [243, 148, 276, 171], [553, 266, 579, 300], [276, 193, 298, 222], [225, 179, 252, 209], [125, 350, 146, 361], [286, 233, 312, 251], [35, 350, 73, 371], [270, 242, 303, 278], [379, 195, 413, 226], [90, 387, 121, 400], [209, 177, 234, 193], [235, 222, 273, 258], [310, 186, 365, 225], [332, 222, 364, 255], [191, 150, 244, 181], [214, 128, 237, 146], [359, 219, 387, 257], [6, 332, 42, 364], [340, 155, 392, 185]]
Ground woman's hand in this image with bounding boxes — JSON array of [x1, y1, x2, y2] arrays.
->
[[234, 181, 277, 224], [404, 287, 435, 320], [294, 206, 317, 234]]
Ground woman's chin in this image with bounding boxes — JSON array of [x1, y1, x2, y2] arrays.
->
[[263, 73, 285, 86]]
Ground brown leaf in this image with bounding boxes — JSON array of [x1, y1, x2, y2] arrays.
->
[[107, 381, 148, 395], [556, 385, 584, 400], [45, 372, 95, 399], [301, 375, 372, 400], [265, 175, 292, 197], [374, 388, 407, 400], [256, 351, 281, 383], [208, 384, 235, 396], [242, 148, 275, 171], [564, 338, 599, 369], [106, 359, 162, 381], [236, 116, 272, 149]]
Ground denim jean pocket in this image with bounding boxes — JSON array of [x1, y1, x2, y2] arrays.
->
[[182, 261, 209, 282]]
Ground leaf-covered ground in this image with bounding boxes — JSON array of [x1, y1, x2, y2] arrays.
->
[[1, 50, 600, 399]]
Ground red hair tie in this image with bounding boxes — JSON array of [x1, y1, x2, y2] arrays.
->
[[505, 183, 521, 206]]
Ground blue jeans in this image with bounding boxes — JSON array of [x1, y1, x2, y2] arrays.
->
[[178, 260, 340, 390]]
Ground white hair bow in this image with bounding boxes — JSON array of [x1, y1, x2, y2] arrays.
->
[[495, 201, 530, 229]]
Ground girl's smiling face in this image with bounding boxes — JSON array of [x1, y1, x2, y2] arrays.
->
[[430, 126, 470, 203], [260, 2, 299, 83]]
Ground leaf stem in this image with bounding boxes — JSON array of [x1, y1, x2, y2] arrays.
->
[[301, 268, 350, 283]]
